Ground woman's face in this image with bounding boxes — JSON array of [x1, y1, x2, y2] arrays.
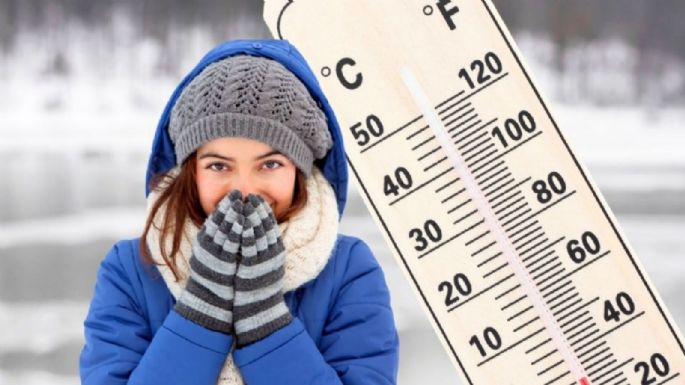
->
[[195, 137, 297, 220]]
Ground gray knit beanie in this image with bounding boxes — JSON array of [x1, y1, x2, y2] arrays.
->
[[169, 55, 332, 176]]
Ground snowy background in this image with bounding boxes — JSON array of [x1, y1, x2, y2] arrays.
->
[[0, 1, 684, 384]]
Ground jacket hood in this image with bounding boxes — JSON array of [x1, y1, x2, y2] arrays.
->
[[144, 39, 348, 216]]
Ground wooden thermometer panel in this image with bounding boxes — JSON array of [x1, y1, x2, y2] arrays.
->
[[263, 1, 684, 385]]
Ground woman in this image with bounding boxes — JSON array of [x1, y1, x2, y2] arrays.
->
[[79, 40, 399, 384]]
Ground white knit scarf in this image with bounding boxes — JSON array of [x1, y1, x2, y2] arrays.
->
[[145, 167, 340, 384]]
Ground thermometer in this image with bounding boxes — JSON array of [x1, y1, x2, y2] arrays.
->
[[263, 2, 684, 384]]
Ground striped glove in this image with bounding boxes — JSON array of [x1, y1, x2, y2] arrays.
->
[[174, 190, 244, 334], [234, 194, 293, 347]]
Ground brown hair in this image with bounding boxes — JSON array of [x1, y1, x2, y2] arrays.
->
[[139, 152, 309, 281]]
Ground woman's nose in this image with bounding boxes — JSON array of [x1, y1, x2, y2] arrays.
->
[[232, 174, 258, 201]]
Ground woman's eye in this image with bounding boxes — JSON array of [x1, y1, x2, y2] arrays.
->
[[207, 163, 228, 172], [263, 160, 283, 170]]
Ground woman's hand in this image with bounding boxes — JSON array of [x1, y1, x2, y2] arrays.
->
[[234, 194, 293, 347], [174, 190, 244, 334]]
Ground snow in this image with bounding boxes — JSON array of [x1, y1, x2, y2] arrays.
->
[[0, 207, 144, 248], [0, 370, 77, 385], [0, 301, 88, 354], [555, 105, 685, 168]]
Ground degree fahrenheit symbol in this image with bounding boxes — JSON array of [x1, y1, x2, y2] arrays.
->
[[436, 0, 460, 30], [423, 5, 434, 16]]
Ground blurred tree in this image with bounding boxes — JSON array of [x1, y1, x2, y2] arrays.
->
[[0, 0, 682, 102]]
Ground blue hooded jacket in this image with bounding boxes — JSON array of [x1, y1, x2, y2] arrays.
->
[[79, 40, 399, 384]]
